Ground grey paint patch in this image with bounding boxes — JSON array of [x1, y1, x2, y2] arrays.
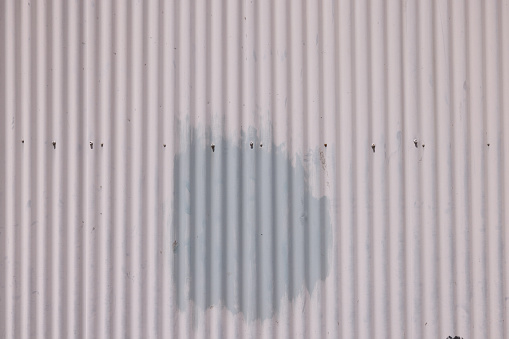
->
[[172, 126, 332, 322]]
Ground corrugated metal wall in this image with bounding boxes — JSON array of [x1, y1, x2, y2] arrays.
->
[[1, 0, 508, 338]]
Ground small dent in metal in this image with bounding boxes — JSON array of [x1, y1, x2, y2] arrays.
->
[[250, 141, 254, 149], [371, 143, 375, 152], [414, 139, 418, 147], [101, 143, 104, 147], [211, 143, 215, 152], [52, 141, 56, 149], [90, 141, 93, 149]]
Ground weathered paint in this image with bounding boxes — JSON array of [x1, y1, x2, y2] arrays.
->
[[172, 123, 332, 322]]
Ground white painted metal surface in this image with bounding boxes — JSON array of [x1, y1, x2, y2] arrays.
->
[[1, 0, 508, 338]]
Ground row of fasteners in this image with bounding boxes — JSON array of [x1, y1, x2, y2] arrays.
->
[[18, 140, 494, 151]]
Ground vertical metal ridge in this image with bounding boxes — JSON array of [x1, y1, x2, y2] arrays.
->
[[451, 2, 471, 336], [337, 0, 354, 337], [371, 0, 389, 336], [322, 0, 338, 336], [354, 0, 372, 337], [19, 1, 31, 338], [0, 0, 5, 336], [431, 1, 443, 336], [317, 0, 327, 335], [444, 0, 457, 334], [123, 1, 133, 337], [160, 0, 173, 336], [429, 1, 441, 337], [502, 2, 509, 336], [3, 2, 12, 338], [301, 1, 310, 332], [486, 1, 505, 338], [420, 0, 439, 337], [269, 1, 278, 337], [468, 1, 487, 337], [112, 0, 125, 337]]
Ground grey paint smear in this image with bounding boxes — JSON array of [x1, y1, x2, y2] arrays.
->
[[172, 125, 332, 322]]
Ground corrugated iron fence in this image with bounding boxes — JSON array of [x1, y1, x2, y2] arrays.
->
[[1, 0, 508, 338]]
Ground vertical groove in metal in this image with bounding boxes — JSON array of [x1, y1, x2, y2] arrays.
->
[[1, 1, 508, 338]]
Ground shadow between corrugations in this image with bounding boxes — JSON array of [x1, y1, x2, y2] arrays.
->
[[172, 124, 332, 323]]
